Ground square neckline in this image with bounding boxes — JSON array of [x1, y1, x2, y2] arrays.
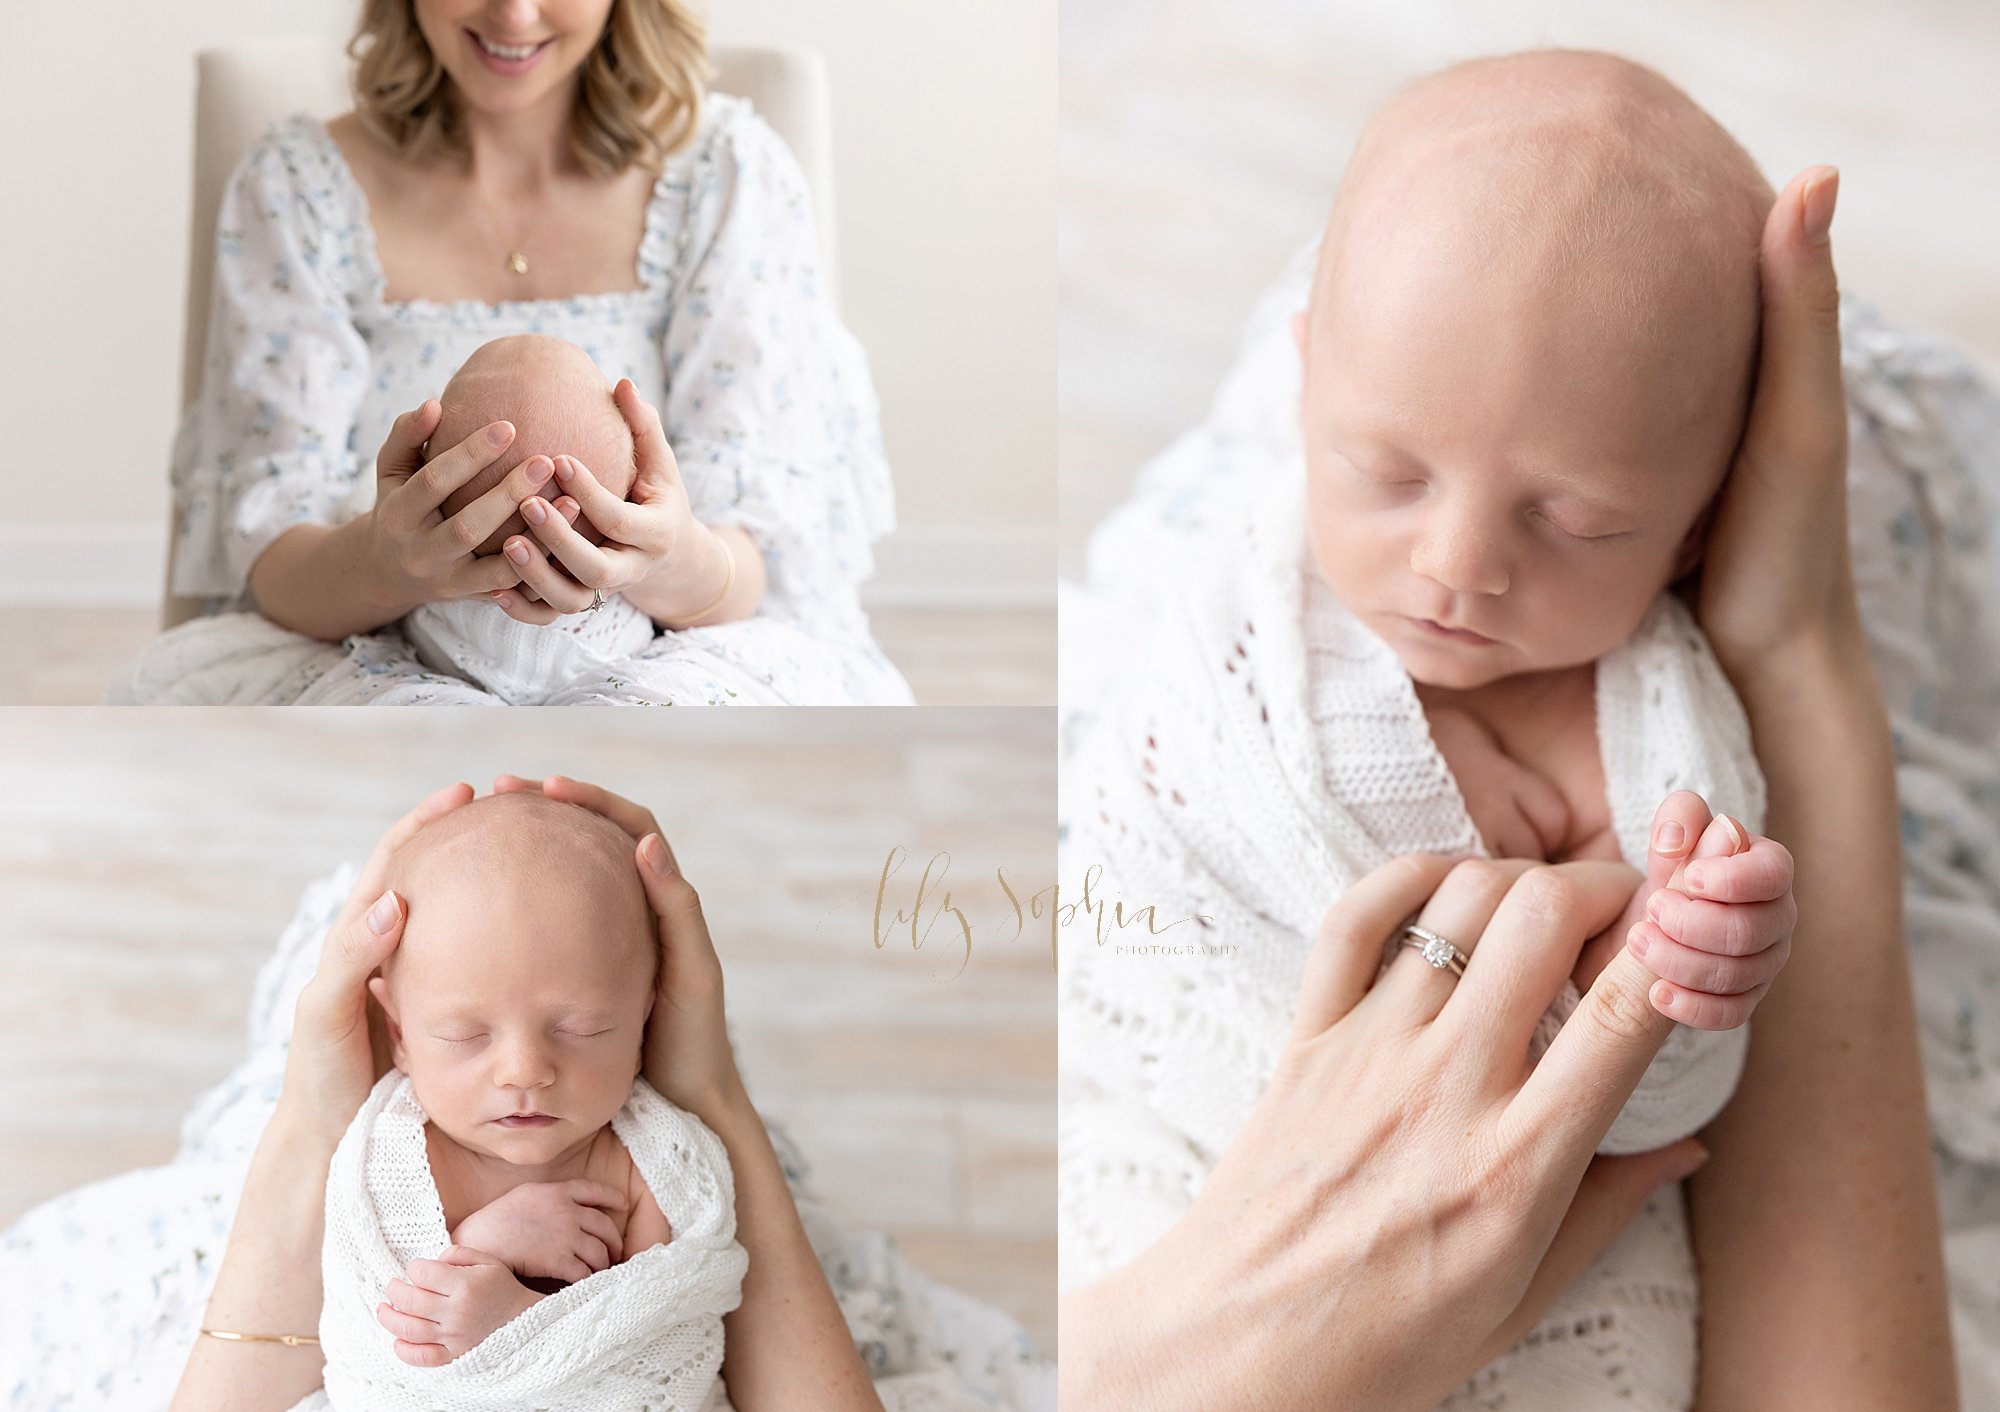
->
[[302, 114, 675, 320]]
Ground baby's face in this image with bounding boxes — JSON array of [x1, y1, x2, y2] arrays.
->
[[371, 794, 655, 1167], [426, 335, 638, 558], [1298, 66, 1760, 691]]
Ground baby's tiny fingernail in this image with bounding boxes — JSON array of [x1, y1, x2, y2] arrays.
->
[[494, 592, 515, 609], [1685, 865, 1706, 892], [1628, 926, 1650, 958], [1653, 820, 1686, 853], [1652, 981, 1677, 1014], [367, 890, 399, 935], [1645, 891, 1664, 922]]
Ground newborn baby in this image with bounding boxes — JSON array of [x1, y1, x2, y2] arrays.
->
[[400, 335, 658, 703], [1296, 50, 1783, 901], [362, 792, 681, 1364]]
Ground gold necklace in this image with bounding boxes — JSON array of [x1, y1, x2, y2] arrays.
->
[[472, 184, 534, 276]]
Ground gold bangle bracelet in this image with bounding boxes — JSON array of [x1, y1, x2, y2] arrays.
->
[[666, 533, 737, 628], [200, 1328, 321, 1347]]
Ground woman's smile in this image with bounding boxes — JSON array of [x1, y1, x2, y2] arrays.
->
[[467, 28, 555, 75]]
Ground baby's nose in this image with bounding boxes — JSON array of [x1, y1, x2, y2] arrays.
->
[[1410, 518, 1510, 596]]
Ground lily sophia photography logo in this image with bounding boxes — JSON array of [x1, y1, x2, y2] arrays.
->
[[838, 846, 1223, 979]]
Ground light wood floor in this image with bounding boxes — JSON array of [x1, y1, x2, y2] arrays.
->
[[0, 604, 1054, 707], [0, 709, 1055, 1351]]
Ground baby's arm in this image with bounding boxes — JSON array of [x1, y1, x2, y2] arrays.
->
[[625, 1178, 674, 1256], [1426, 706, 1571, 861]]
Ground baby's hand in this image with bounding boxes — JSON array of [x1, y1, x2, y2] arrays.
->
[[375, 1246, 543, 1366], [449, 1178, 628, 1284], [1626, 799, 1796, 1031]]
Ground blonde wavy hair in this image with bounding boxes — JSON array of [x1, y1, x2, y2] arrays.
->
[[348, 0, 709, 176]]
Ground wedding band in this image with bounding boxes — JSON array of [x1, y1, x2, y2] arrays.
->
[[586, 589, 605, 613], [1400, 923, 1468, 978]]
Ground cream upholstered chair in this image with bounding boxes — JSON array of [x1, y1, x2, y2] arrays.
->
[[163, 39, 837, 628]]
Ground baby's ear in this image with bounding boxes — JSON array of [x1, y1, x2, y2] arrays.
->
[[366, 976, 408, 1066]]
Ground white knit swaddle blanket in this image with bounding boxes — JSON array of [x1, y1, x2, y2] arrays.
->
[[1060, 453, 1766, 1408], [403, 595, 658, 705], [306, 1070, 747, 1412]]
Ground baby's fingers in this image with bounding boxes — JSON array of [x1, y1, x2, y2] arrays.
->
[[1645, 890, 1797, 958], [393, 1338, 454, 1368], [1648, 977, 1774, 1032], [1682, 835, 1794, 904], [576, 1206, 624, 1265], [1628, 920, 1791, 999], [377, 1301, 441, 1343]]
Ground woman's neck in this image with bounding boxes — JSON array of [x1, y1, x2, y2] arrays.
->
[[459, 86, 579, 196]]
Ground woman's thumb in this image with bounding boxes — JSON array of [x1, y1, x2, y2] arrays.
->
[[1484, 1140, 1709, 1360], [337, 889, 405, 977], [1751, 166, 1844, 440]]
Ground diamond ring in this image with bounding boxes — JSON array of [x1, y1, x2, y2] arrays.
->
[[586, 589, 605, 613], [1400, 923, 1467, 978]]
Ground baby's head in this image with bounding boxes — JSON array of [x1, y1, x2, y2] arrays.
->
[[428, 335, 637, 557], [1296, 50, 1774, 689], [369, 791, 656, 1165]]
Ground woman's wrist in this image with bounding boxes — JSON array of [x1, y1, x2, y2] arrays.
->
[[628, 523, 734, 625]]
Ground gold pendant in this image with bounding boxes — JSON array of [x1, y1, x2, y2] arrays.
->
[[506, 251, 529, 275]]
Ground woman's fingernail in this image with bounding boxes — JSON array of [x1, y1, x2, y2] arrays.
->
[[506, 541, 531, 565], [641, 834, 674, 877], [1685, 865, 1706, 892], [523, 498, 548, 525], [486, 422, 513, 449], [527, 458, 554, 485], [1802, 167, 1839, 246], [555, 458, 576, 483], [367, 891, 399, 935]]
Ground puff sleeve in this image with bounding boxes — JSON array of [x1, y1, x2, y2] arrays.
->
[[169, 121, 372, 603], [651, 102, 896, 636]]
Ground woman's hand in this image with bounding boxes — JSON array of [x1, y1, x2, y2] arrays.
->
[[1066, 829, 1709, 1412], [1695, 166, 1860, 675], [376, 1247, 542, 1367], [490, 774, 741, 1114], [490, 380, 734, 626], [447, 1180, 629, 1284], [276, 781, 476, 1147], [361, 401, 578, 617]]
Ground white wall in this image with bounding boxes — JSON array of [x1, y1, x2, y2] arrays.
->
[[0, 0, 1054, 607], [1061, 0, 2000, 576]]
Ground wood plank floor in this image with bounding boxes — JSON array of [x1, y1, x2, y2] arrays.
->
[[0, 604, 1054, 707], [0, 708, 1055, 1350]]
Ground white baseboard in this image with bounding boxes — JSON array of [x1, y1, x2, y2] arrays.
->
[[0, 521, 1052, 611]]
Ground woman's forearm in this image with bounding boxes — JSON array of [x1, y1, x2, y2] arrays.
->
[[702, 1074, 883, 1412], [247, 517, 408, 640], [170, 1107, 337, 1412], [1692, 626, 1955, 1409], [626, 524, 767, 628]]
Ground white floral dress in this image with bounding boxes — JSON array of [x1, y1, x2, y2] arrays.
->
[[112, 96, 914, 705], [0, 867, 1055, 1411]]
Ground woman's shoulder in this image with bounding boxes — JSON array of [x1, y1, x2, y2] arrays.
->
[[640, 92, 812, 281], [225, 112, 368, 254]]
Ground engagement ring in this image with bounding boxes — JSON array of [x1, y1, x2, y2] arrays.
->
[[1400, 923, 1468, 978]]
